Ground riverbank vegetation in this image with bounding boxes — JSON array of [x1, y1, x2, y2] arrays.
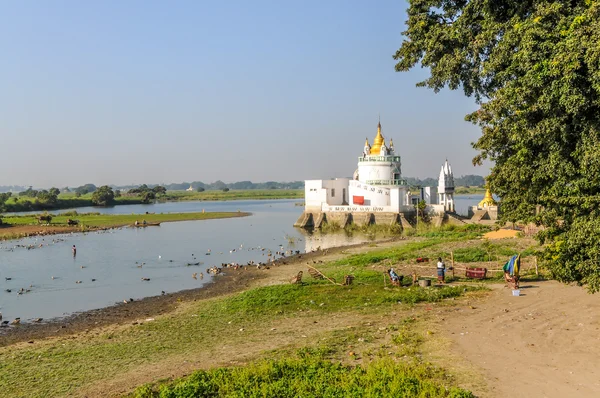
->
[[1, 211, 248, 229], [0, 225, 543, 397], [0, 211, 249, 240], [0, 188, 303, 214], [161, 189, 303, 202], [396, 1, 600, 292], [1, 191, 144, 212]]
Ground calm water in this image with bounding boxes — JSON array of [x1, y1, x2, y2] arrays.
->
[[0, 196, 482, 323]]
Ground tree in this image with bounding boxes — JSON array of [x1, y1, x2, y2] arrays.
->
[[140, 191, 156, 204], [196, 187, 205, 192], [0, 192, 12, 212], [152, 185, 167, 195], [91, 186, 115, 206], [114, 189, 121, 198], [395, 1, 600, 291], [37, 190, 58, 207], [75, 187, 89, 196], [222, 188, 230, 192], [49, 187, 60, 196], [415, 199, 427, 220]]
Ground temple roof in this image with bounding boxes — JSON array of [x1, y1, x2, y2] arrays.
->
[[370, 122, 385, 155], [478, 188, 497, 208]]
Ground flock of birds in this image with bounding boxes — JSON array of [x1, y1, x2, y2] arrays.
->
[[1, 239, 303, 327]]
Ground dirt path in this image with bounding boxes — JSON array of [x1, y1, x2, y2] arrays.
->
[[444, 280, 600, 397]]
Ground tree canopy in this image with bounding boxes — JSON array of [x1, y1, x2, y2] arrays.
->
[[395, 1, 600, 291], [91, 186, 115, 206]]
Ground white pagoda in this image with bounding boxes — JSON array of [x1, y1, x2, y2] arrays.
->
[[304, 121, 413, 213], [437, 159, 455, 212]]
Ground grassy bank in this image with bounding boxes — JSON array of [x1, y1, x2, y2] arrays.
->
[[0, 225, 533, 398], [1, 211, 248, 229], [2, 189, 303, 214], [0, 272, 479, 397], [3, 194, 143, 212], [0, 228, 539, 397], [162, 189, 303, 202]]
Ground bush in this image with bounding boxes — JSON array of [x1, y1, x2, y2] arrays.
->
[[133, 357, 474, 398]]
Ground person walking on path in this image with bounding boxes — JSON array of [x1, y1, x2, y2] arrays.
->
[[437, 257, 445, 283]]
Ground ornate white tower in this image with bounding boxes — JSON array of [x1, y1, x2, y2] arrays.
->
[[354, 121, 403, 185], [438, 159, 455, 212]]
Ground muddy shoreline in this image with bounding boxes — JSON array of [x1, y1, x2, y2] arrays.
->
[[0, 238, 401, 347]]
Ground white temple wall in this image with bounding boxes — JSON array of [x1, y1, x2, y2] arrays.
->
[[348, 180, 390, 207], [305, 179, 349, 211], [322, 178, 349, 206], [357, 163, 397, 183], [305, 180, 328, 211], [420, 187, 438, 205]]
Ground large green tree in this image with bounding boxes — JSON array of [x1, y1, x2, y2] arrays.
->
[[91, 186, 115, 206], [395, 1, 600, 291]]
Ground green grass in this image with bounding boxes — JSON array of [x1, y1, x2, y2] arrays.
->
[[0, 211, 248, 228], [132, 311, 476, 398], [0, 258, 480, 397], [132, 355, 473, 398], [453, 186, 486, 195], [2, 189, 302, 213], [452, 240, 541, 263], [162, 189, 303, 202], [3, 194, 143, 212]]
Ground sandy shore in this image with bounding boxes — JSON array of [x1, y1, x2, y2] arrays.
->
[[443, 280, 600, 397]]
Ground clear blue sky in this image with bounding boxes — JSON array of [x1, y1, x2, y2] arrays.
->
[[0, 0, 489, 188]]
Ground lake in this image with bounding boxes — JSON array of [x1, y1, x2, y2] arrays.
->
[[0, 196, 482, 323]]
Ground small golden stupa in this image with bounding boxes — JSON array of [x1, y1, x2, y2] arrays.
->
[[478, 188, 497, 208], [370, 121, 385, 155]]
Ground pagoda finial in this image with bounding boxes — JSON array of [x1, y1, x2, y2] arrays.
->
[[478, 187, 497, 208], [370, 120, 385, 155]]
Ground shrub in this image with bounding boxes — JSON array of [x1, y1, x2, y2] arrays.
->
[[133, 356, 474, 398]]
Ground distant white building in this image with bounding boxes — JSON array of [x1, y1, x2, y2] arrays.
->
[[186, 185, 194, 192], [304, 121, 416, 213], [437, 159, 455, 212], [296, 121, 461, 229]]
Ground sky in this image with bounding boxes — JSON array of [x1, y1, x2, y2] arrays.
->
[[0, 0, 490, 188]]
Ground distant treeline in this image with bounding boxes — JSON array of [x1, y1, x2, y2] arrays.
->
[[405, 174, 485, 188], [0, 175, 485, 194]]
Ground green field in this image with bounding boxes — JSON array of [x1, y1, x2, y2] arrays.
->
[[1, 211, 248, 228], [0, 224, 543, 397], [2, 190, 303, 213], [162, 189, 304, 202], [0, 240, 481, 397], [3, 193, 143, 212]]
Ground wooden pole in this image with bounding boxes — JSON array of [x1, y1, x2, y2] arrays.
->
[[307, 265, 341, 286], [451, 251, 455, 279], [535, 256, 539, 277]]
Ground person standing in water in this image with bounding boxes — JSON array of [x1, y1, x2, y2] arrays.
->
[[72, 245, 77, 256]]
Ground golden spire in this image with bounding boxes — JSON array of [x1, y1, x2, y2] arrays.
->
[[478, 188, 497, 208], [370, 121, 384, 155], [364, 137, 370, 147]]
